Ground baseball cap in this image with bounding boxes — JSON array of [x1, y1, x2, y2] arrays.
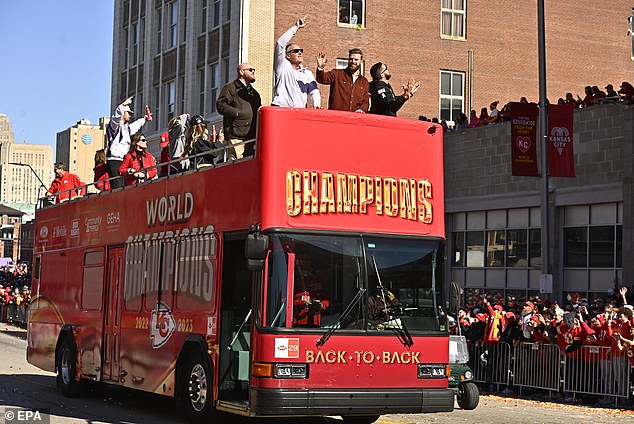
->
[[493, 304, 503, 312], [122, 104, 134, 115], [189, 114, 209, 127], [159, 132, 169, 148], [524, 301, 535, 312]]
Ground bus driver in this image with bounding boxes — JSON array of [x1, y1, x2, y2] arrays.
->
[[293, 256, 330, 327]]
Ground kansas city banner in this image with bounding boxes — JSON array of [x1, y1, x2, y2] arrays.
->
[[510, 102, 539, 177], [547, 105, 575, 177]]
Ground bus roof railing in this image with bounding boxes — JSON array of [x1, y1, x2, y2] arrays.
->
[[36, 138, 256, 211]]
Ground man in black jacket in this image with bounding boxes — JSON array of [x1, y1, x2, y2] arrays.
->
[[368, 62, 420, 117], [216, 63, 262, 159]]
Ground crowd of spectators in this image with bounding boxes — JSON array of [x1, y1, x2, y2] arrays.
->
[[444, 81, 634, 133], [0, 263, 32, 327], [452, 284, 634, 405]]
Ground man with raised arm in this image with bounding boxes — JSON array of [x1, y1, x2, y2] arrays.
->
[[106, 96, 152, 188], [272, 16, 321, 108], [316, 48, 369, 112]]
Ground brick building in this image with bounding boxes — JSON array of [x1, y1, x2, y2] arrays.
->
[[111, 0, 634, 153]]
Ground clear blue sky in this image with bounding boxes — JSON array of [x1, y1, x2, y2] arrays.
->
[[0, 1, 114, 152]]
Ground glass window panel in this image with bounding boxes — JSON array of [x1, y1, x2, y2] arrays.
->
[[486, 230, 505, 267], [616, 225, 622, 268], [452, 74, 463, 96], [589, 226, 614, 268], [440, 98, 451, 121], [466, 231, 484, 268], [441, 11, 451, 36], [529, 228, 541, 267], [440, 72, 451, 95], [352, 1, 363, 25], [453, 232, 464, 267], [564, 227, 587, 267], [506, 229, 528, 267], [453, 14, 464, 37], [441, 0, 451, 7], [455, 0, 465, 9]]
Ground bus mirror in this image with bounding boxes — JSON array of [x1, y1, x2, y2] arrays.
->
[[449, 281, 463, 316], [246, 232, 269, 272]]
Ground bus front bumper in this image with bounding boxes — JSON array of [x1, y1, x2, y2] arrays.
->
[[249, 387, 454, 415]]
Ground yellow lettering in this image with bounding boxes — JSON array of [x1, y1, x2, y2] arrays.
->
[[337, 350, 347, 364], [319, 172, 335, 213], [303, 171, 319, 214], [315, 350, 326, 363], [306, 350, 314, 363], [399, 178, 417, 220], [359, 176, 374, 214], [382, 351, 391, 363], [286, 170, 301, 216], [411, 352, 420, 364], [354, 351, 363, 364], [383, 178, 399, 217], [375, 177, 383, 215], [362, 351, 375, 364], [325, 351, 337, 363], [400, 352, 411, 364], [417, 180, 433, 223]]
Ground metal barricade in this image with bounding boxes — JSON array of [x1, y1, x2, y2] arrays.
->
[[0, 303, 5, 322], [563, 346, 630, 399], [15, 303, 27, 327], [471, 341, 512, 387], [513, 342, 561, 392], [5, 303, 17, 324]]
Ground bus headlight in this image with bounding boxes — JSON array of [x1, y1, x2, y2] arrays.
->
[[274, 363, 308, 379], [464, 370, 473, 380], [417, 364, 447, 379]]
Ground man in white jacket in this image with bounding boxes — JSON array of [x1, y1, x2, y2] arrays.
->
[[106, 96, 151, 188], [272, 16, 321, 109]]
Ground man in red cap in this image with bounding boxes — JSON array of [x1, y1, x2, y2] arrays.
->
[[520, 301, 536, 342]]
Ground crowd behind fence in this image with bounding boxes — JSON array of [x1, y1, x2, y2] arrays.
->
[[470, 341, 633, 406]]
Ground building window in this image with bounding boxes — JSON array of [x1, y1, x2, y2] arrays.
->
[[201, 0, 207, 33], [131, 22, 139, 66], [338, 0, 364, 27], [565, 225, 621, 268], [506, 229, 528, 267], [486, 230, 505, 267], [199, 68, 206, 115], [441, 0, 466, 39], [208, 63, 220, 113], [165, 80, 176, 121], [169, 1, 179, 48], [452, 227, 540, 269], [452, 232, 464, 267], [213, 0, 220, 27], [465, 231, 484, 268], [439, 70, 464, 123], [156, 5, 162, 53]]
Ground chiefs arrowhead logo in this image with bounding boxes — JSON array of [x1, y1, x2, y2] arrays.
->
[[516, 136, 531, 153], [150, 301, 176, 349]]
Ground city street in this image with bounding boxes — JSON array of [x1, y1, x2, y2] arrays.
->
[[1, 328, 633, 424]]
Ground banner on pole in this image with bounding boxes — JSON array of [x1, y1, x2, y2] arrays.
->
[[547, 104, 576, 177], [509, 102, 539, 177]]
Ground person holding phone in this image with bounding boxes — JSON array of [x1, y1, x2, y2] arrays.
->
[[272, 16, 321, 108]]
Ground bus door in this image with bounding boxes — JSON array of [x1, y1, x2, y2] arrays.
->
[[218, 235, 252, 402], [102, 246, 125, 383]]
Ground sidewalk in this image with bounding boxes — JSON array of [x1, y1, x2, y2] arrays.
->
[[0, 322, 27, 339]]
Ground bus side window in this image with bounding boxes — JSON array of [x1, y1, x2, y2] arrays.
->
[[82, 250, 104, 310]]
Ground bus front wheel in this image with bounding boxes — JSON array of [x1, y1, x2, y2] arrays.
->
[[180, 353, 214, 423], [56, 336, 84, 397]]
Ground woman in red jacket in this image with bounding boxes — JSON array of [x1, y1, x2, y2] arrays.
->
[[93, 149, 110, 191], [118, 133, 157, 186]]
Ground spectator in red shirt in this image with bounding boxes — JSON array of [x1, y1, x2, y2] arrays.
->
[[118, 133, 157, 186], [47, 162, 85, 203], [93, 149, 110, 191]]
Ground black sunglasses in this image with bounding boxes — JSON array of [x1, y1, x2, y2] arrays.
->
[[242, 67, 256, 72], [287, 48, 303, 54]]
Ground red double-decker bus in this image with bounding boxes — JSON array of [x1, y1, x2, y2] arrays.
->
[[27, 107, 452, 423]]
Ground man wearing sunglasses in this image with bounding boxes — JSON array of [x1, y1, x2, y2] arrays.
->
[[272, 16, 321, 109], [368, 62, 421, 117], [316, 48, 369, 113], [217, 63, 262, 159]]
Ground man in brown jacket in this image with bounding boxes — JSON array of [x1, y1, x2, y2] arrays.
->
[[316, 48, 370, 112]]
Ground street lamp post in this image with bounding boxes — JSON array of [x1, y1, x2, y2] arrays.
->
[[8, 162, 47, 204]]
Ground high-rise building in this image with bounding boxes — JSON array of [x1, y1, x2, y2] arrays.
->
[[0, 114, 54, 210], [56, 118, 109, 186], [111, 1, 634, 154]]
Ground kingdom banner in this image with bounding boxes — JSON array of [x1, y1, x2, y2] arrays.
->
[[509, 102, 539, 177], [547, 104, 575, 177]]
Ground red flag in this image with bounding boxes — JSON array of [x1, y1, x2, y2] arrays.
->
[[548, 105, 575, 177], [509, 102, 539, 177]]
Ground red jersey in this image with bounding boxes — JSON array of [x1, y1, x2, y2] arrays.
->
[[47, 171, 85, 203], [557, 321, 594, 358], [93, 164, 111, 191], [118, 151, 158, 186]]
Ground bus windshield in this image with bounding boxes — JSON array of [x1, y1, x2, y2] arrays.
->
[[263, 233, 447, 334]]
